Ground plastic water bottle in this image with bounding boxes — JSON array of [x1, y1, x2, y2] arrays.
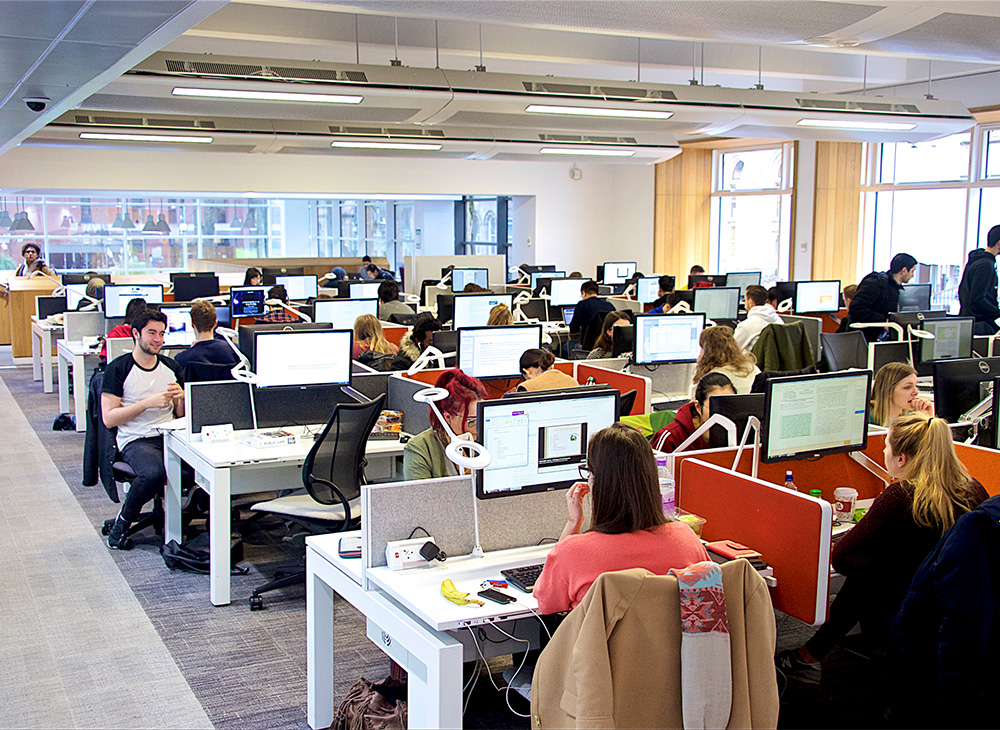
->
[[657, 457, 675, 515], [784, 470, 798, 492]]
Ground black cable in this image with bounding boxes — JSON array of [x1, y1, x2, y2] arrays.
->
[[537, 537, 557, 545], [407, 526, 430, 539]]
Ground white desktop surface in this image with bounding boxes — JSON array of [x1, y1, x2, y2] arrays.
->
[[56, 339, 100, 432], [367, 543, 551, 631], [30, 317, 63, 393]]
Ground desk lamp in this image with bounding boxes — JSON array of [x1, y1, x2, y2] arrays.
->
[[511, 290, 539, 324], [621, 282, 637, 299], [264, 298, 312, 322], [434, 271, 452, 290], [216, 326, 260, 429], [848, 321, 906, 341], [777, 298, 793, 313], [406, 346, 455, 375], [667, 300, 692, 314], [508, 266, 530, 286], [730, 415, 762, 479], [35, 270, 102, 311], [413, 386, 491, 558]]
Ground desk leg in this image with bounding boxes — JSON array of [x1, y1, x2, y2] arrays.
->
[[73, 354, 87, 432], [31, 331, 41, 382], [307, 555, 336, 730], [57, 352, 70, 414], [163, 440, 183, 547], [408, 642, 464, 729], [42, 331, 54, 393], [209, 468, 232, 606]]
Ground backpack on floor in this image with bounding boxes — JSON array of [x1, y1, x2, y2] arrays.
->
[[333, 676, 407, 730]]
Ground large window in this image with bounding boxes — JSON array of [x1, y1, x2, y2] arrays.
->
[[709, 144, 794, 287]]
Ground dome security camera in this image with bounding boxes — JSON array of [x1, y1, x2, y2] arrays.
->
[[23, 97, 50, 113]]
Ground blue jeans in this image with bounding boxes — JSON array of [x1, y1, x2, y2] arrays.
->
[[119, 436, 166, 522]]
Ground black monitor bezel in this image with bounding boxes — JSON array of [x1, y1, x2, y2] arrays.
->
[[171, 274, 220, 302], [918, 316, 975, 365], [611, 324, 635, 357], [794, 279, 842, 313], [898, 283, 933, 313], [688, 273, 727, 288], [456, 324, 543, 380], [633, 312, 706, 365]]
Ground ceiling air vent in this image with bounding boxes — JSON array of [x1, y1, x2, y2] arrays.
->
[[190, 61, 264, 76], [75, 115, 90, 124], [539, 133, 638, 144], [599, 87, 678, 101], [93, 116, 143, 126], [522, 81, 592, 95], [165, 59, 187, 73], [393, 128, 446, 137], [343, 71, 368, 83], [331, 126, 383, 135], [797, 98, 922, 114], [270, 67, 342, 81]]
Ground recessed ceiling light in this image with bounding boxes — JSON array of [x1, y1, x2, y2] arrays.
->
[[331, 140, 442, 150], [79, 132, 213, 144], [797, 118, 916, 131], [539, 147, 636, 157], [173, 87, 363, 104], [526, 104, 673, 120]]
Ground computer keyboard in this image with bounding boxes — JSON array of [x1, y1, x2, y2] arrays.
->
[[501, 564, 545, 593]]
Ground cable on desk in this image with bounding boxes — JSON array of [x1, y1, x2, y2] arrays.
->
[[407, 526, 431, 540], [512, 602, 553, 640], [537, 536, 557, 545]]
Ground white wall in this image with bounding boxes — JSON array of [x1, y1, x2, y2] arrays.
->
[[0, 146, 655, 275]]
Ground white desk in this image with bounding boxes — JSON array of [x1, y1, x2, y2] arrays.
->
[[56, 339, 99, 432], [307, 534, 551, 729], [164, 428, 406, 607], [31, 317, 62, 393]]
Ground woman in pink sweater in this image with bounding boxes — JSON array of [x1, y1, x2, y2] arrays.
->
[[534, 423, 709, 614]]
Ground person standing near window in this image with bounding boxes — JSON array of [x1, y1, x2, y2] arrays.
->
[[847, 253, 918, 341], [958, 224, 1000, 335]]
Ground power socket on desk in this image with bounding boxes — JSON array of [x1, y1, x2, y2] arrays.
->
[[385, 537, 436, 570], [202, 424, 234, 443]]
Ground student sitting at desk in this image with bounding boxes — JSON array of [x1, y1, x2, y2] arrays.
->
[[392, 314, 442, 371], [568, 280, 614, 337], [692, 325, 760, 395], [352, 314, 398, 364], [869, 362, 933, 427], [243, 267, 262, 286], [402, 369, 487, 480], [647, 275, 677, 314], [778, 412, 988, 681], [652, 373, 736, 452], [534, 423, 709, 614], [377, 280, 413, 321], [173, 301, 241, 379], [486, 303, 513, 326], [586, 311, 630, 359], [255, 285, 301, 324], [733, 284, 783, 351], [516, 349, 578, 392], [101, 297, 147, 360]]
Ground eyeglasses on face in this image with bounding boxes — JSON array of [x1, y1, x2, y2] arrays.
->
[[578, 464, 593, 480]]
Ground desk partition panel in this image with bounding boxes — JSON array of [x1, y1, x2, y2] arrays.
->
[[185, 380, 357, 433], [576, 362, 650, 415], [62, 311, 104, 341]]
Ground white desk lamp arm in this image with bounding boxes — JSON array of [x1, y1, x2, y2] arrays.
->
[[508, 266, 530, 286], [216, 326, 255, 380], [777, 298, 793, 313], [849, 321, 906, 341], [264, 298, 312, 323], [435, 271, 453, 290], [731, 415, 761, 479], [673, 413, 738, 453], [667, 300, 691, 314], [848, 450, 891, 485], [195, 293, 230, 304], [622, 283, 637, 299], [406, 346, 455, 375]]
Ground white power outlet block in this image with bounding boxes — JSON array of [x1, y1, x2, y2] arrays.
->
[[385, 537, 435, 570]]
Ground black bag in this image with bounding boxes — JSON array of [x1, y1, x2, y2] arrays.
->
[[161, 533, 247, 575], [52, 413, 75, 431]]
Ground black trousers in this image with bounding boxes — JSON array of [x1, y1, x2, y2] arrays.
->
[[119, 436, 166, 523]]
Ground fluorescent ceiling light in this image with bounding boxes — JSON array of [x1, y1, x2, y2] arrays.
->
[[331, 140, 442, 151], [539, 147, 635, 157], [173, 87, 363, 104], [526, 104, 672, 120], [797, 118, 916, 131], [79, 132, 213, 144]]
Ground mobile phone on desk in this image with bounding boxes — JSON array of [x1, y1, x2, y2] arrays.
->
[[338, 536, 362, 559], [478, 588, 516, 604]]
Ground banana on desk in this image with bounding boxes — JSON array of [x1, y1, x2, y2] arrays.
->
[[441, 579, 484, 606]]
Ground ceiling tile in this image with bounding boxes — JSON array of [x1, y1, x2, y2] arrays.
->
[[0, 1, 88, 41], [859, 12, 1000, 63]]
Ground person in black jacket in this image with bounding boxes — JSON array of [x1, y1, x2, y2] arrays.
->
[[847, 252, 918, 341], [958, 225, 1000, 335]]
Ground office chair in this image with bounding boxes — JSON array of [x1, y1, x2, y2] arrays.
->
[[820, 331, 868, 372], [248, 393, 386, 610], [618, 389, 637, 418], [99, 453, 165, 545], [581, 309, 614, 351], [750, 321, 815, 372], [387, 312, 419, 326], [569, 348, 590, 360], [750, 365, 817, 393]]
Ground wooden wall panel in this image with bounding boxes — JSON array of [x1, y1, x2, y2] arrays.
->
[[653, 149, 713, 279], [812, 142, 863, 287]]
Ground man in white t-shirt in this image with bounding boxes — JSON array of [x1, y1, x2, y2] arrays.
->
[[734, 284, 783, 351], [101, 308, 184, 549]]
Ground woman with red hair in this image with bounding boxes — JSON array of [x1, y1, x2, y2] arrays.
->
[[403, 369, 488, 480]]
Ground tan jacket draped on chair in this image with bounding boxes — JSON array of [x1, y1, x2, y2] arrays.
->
[[530, 559, 779, 729]]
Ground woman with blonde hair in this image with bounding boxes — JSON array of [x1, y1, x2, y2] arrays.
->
[[487, 303, 514, 326], [778, 412, 987, 679], [352, 313, 398, 360], [691, 325, 759, 394], [869, 361, 933, 427]]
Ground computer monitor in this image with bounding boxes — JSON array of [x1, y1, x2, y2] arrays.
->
[[275, 275, 318, 301], [36, 295, 68, 320], [103, 284, 163, 318], [562, 307, 575, 324], [549, 278, 590, 307], [431, 329, 458, 355], [708, 393, 764, 448], [888, 310, 948, 329], [602, 262, 636, 285], [253, 329, 352, 388], [261, 266, 304, 286], [457, 325, 543, 379], [62, 273, 109, 285], [611, 324, 634, 357], [692, 287, 740, 320], [158, 304, 196, 348], [637, 277, 662, 304], [634, 313, 705, 365], [918, 317, 974, 374], [172, 274, 220, 302], [451, 268, 488, 291], [869, 341, 912, 374], [795, 280, 841, 313], [349, 282, 381, 299], [476, 388, 619, 499], [169, 271, 216, 281], [898, 284, 932, 313], [762, 370, 871, 463], [65, 284, 89, 309], [230, 286, 268, 318], [531, 270, 565, 289], [933, 357, 1000, 423], [214, 305, 231, 327], [452, 293, 514, 330], [774, 281, 796, 307], [313, 298, 378, 327], [237, 322, 333, 365], [522, 265, 556, 275], [688, 273, 727, 288], [723, 272, 762, 298]]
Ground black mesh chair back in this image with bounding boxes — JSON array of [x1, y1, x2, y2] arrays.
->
[[820, 331, 867, 371], [301, 394, 386, 527], [182, 360, 237, 383], [618, 389, 637, 418], [388, 312, 419, 326]]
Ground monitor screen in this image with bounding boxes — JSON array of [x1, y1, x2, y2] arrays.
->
[[261, 266, 304, 286], [276, 275, 318, 301], [476, 388, 619, 499], [693, 287, 740, 320], [762, 370, 871, 463], [349, 282, 381, 299], [549, 278, 590, 307], [103, 284, 163, 318], [919, 317, 974, 364], [724, 272, 762, 297], [451, 268, 489, 291], [313, 298, 378, 327], [457, 325, 543, 379], [634, 313, 705, 365], [602, 262, 636, 285], [230, 286, 267, 317], [637, 277, 661, 304], [898, 284, 932, 313], [159, 305, 195, 348], [453, 293, 514, 330], [214, 305, 231, 327], [65, 283, 89, 309], [253, 329, 352, 387], [562, 307, 575, 324], [531, 270, 565, 289], [795, 280, 841, 313], [172, 274, 219, 302]]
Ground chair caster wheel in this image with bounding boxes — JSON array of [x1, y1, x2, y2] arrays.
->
[[249, 595, 263, 611], [274, 571, 287, 580]]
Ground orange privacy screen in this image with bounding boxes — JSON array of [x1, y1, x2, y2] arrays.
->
[[576, 363, 647, 416]]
